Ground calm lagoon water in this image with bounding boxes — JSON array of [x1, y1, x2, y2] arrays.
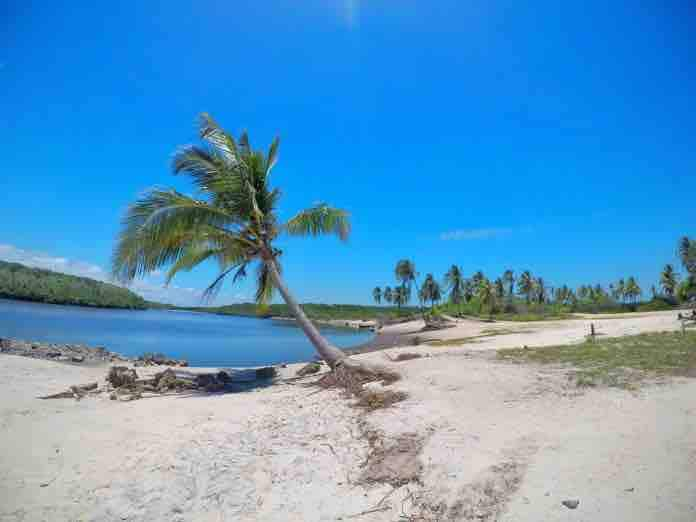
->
[[0, 298, 372, 367]]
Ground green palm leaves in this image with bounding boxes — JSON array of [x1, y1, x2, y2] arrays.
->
[[285, 204, 350, 240], [112, 113, 350, 305]]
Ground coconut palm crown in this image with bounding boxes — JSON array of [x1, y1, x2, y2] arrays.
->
[[112, 113, 351, 366]]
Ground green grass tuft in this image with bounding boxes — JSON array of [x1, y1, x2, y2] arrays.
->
[[498, 331, 696, 388]]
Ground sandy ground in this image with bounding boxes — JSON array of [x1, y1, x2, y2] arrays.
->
[[1, 310, 694, 521]]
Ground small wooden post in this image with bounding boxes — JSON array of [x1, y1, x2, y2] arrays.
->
[[590, 323, 596, 341]]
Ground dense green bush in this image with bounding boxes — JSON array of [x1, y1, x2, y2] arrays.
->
[[0, 260, 147, 309]]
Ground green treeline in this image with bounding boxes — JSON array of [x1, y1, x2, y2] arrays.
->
[[182, 303, 418, 321], [0, 260, 147, 309]]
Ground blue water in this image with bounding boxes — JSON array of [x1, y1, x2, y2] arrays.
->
[[0, 299, 372, 367]]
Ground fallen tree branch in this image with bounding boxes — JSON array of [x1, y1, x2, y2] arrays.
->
[[345, 505, 391, 518]]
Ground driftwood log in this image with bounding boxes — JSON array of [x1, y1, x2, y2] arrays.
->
[[39, 381, 98, 400], [37, 366, 279, 402]]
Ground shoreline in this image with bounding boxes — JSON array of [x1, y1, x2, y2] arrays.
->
[[269, 315, 378, 331], [0, 337, 188, 368]]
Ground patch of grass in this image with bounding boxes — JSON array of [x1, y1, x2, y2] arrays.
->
[[498, 331, 696, 388], [491, 313, 575, 322]]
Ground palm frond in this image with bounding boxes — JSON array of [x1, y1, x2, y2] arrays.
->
[[165, 245, 225, 285], [283, 203, 350, 241], [238, 131, 251, 157], [266, 137, 280, 174], [137, 190, 238, 232], [202, 264, 243, 302], [172, 146, 242, 196], [112, 189, 245, 282], [199, 113, 240, 167]]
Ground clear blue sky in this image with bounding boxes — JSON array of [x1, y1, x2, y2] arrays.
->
[[2, 1, 695, 305]]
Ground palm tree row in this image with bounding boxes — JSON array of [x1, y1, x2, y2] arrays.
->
[[373, 264, 680, 316], [372, 237, 696, 316]]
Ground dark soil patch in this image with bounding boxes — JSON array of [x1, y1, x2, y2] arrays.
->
[[359, 429, 424, 488], [355, 390, 409, 411], [393, 352, 423, 362]]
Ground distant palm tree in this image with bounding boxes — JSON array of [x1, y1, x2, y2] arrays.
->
[[660, 264, 678, 298], [555, 285, 572, 305], [392, 286, 408, 309], [593, 284, 604, 302], [494, 278, 505, 300], [463, 278, 475, 303], [679, 237, 695, 275], [383, 286, 393, 305], [650, 285, 657, 299], [534, 277, 547, 304], [395, 259, 417, 307], [471, 270, 485, 289], [616, 279, 626, 304], [503, 269, 515, 298], [625, 277, 641, 304], [477, 278, 496, 317], [112, 114, 352, 369], [420, 273, 442, 310], [517, 271, 534, 304], [577, 285, 588, 300], [372, 287, 382, 305], [444, 265, 466, 314]]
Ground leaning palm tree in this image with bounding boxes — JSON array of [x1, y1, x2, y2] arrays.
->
[[444, 265, 466, 315], [372, 286, 382, 305], [112, 113, 360, 372], [660, 264, 678, 298]]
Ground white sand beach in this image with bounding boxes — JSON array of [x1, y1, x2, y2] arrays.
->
[[1, 310, 695, 521]]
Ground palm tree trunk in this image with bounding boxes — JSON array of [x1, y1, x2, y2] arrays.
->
[[264, 257, 347, 369]]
